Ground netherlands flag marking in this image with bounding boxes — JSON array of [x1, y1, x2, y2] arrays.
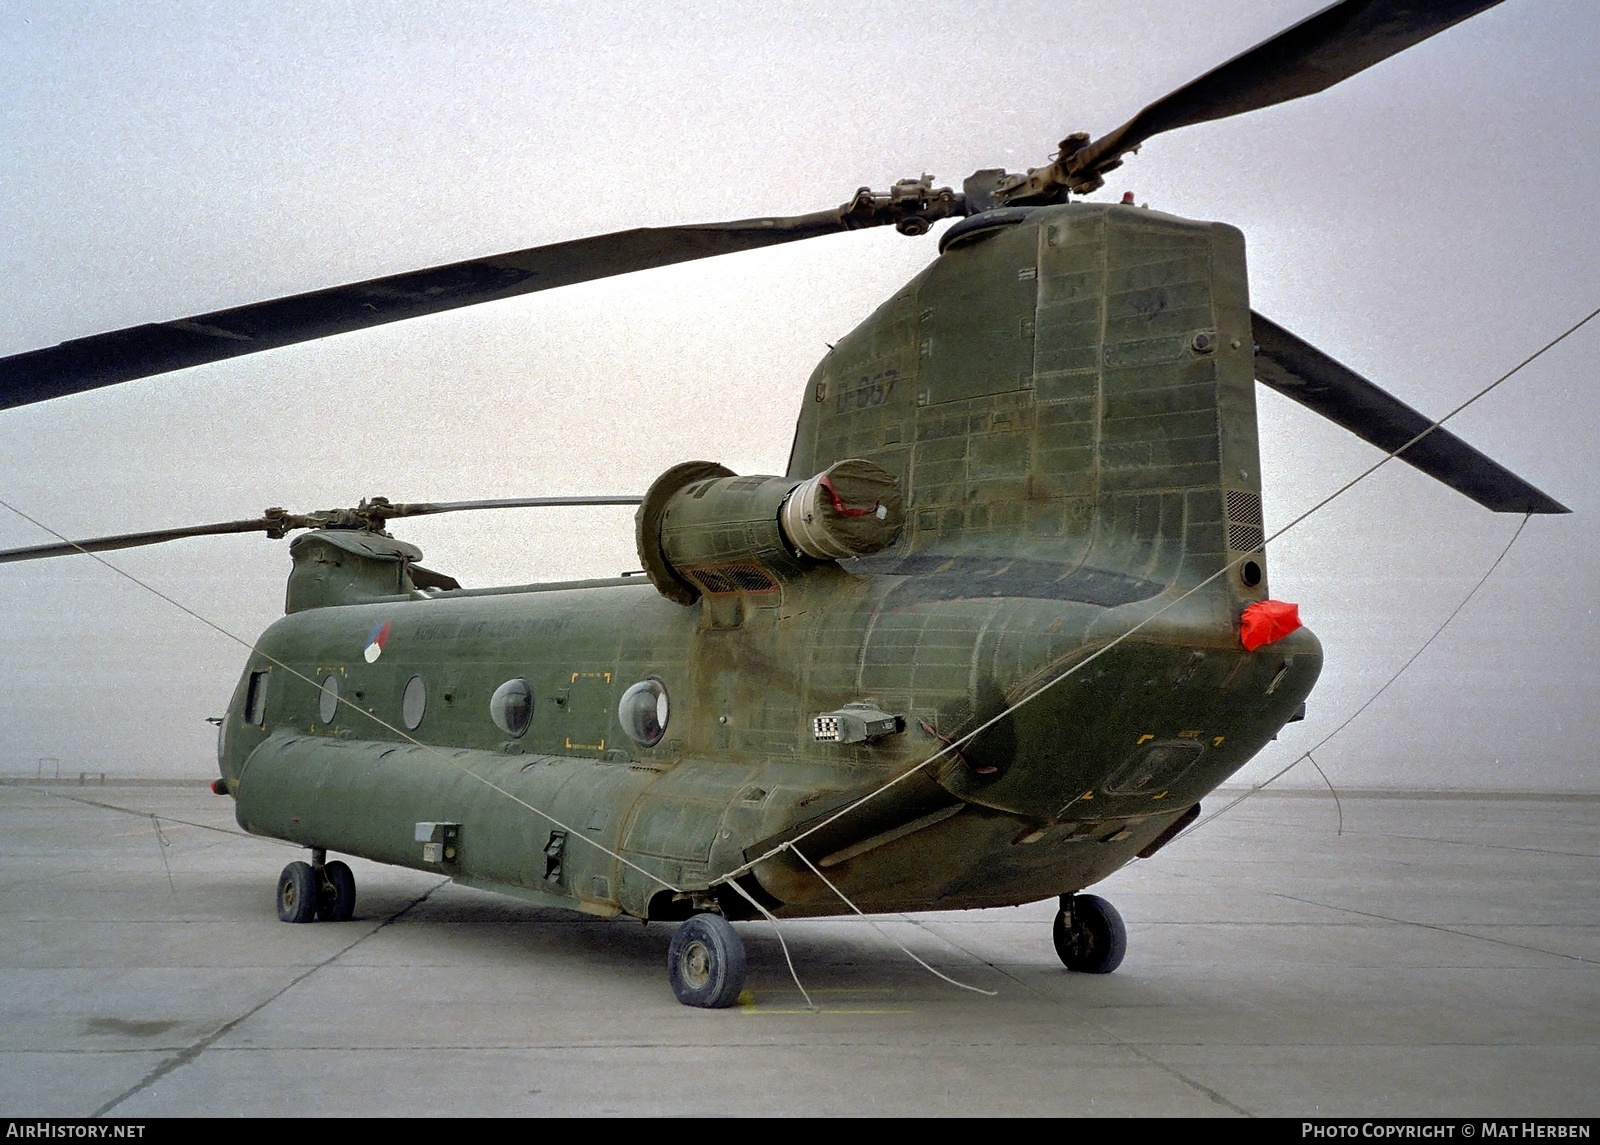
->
[[364, 619, 392, 663]]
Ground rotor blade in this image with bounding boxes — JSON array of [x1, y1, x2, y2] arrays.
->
[[1251, 312, 1568, 514], [0, 495, 648, 565], [375, 495, 643, 520], [0, 517, 280, 564], [0, 211, 861, 411], [1068, 0, 1505, 187]]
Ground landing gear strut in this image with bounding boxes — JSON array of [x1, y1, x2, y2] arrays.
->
[[276, 849, 356, 924], [667, 913, 746, 1008], [1052, 893, 1126, 974], [318, 860, 356, 921]]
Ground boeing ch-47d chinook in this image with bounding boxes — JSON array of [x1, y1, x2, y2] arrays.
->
[[0, 0, 1567, 1006]]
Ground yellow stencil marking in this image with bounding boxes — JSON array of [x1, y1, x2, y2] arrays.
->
[[565, 737, 606, 751]]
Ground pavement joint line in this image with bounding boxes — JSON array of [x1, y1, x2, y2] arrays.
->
[[114, 1036, 1149, 1051], [91, 876, 449, 1117], [10, 1036, 1593, 1055], [901, 917, 1256, 1118], [1267, 892, 1597, 965], [1365, 831, 1600, 861]]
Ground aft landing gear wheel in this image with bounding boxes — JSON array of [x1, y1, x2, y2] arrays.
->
[[276, 861, 318, 924], [317, 860, 356, 922], [667, 913, 747, 1008], [1053, 893, 1126, 974]]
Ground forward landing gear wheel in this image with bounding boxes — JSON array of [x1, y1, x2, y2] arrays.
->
[[277, 861, 318, 924], [1053, 893, 1126, 974], [317, 860, 356, 922], [667, 913, 747, 1008]]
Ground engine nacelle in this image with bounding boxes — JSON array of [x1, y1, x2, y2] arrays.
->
[[635, 459, 904, 605]]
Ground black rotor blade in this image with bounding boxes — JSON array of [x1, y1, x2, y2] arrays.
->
[[0, 494, 646, 565], [0, 212, 858, 412], [376, 495, 643, 520], [1251, 312, 1568, 514], [1069, 0, 1504, 186], [0, 517, 281, 564]]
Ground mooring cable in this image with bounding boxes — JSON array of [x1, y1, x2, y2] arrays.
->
[[1171, 510, 1532, 844], [2, 302, 1590, 1004]]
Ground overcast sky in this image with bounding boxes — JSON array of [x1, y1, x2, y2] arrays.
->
[[0, 0, 1595, 793]]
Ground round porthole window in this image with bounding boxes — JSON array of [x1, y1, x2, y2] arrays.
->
[[618, 678, 669, 747], [318, 674, 340, 724], [490, 678, 534, 738], [402, 675, 427, 731]]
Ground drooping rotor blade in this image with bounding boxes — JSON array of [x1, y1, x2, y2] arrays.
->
[[0, 516, 286, 564], [0, 182, 962, 412], [1250, 312, 1568, 514], [373, 495, 643, 521], [0, 494, 645, 565], [1057, 0, 1505, 194]]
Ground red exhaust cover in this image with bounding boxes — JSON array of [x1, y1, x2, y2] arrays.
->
[[1240, 600, 1301, 651]]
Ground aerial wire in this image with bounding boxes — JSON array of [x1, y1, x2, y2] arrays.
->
[[787, 844, 997, 996], [0, 494, 686, 896], [1169, 509, 1532, 845], [721, 878, 817, 1011], [709, 304, 1594, 962], [1304, 752, 1344, 836], [151, 813, 178, 899]]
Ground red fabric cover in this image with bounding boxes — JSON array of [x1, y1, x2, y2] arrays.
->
[[817, 473, 880, 518], [1240, 599, 1301, 651]]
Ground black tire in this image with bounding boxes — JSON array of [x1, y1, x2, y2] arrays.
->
[[1052, 893, 1126, 974], [277, 861, 318, 924], [317, 860, 356, 922], [667, 913, 747, 1008]]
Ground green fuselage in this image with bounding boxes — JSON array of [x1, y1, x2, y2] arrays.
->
[[219, 200, 1323, 921]]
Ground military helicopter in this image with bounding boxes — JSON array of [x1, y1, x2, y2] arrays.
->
[[0, 0, 1572, 1008]]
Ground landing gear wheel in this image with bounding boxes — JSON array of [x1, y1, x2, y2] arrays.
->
[[276, 861, 318, 924], [317, 860, 356, 922], [1053, 893, 1126, 974], [667, 913, 746, 1008]]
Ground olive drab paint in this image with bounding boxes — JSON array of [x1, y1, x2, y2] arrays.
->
[[0, 1, 1557, 1006], [220, 201, 1321, 926]]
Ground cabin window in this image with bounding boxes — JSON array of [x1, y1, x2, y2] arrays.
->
[[402, 675, 428, 731], [244, 670, 269, 726], [318, 674, 340, 725], [489, 678, 534, 738], [618, 678, 669, 747]]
